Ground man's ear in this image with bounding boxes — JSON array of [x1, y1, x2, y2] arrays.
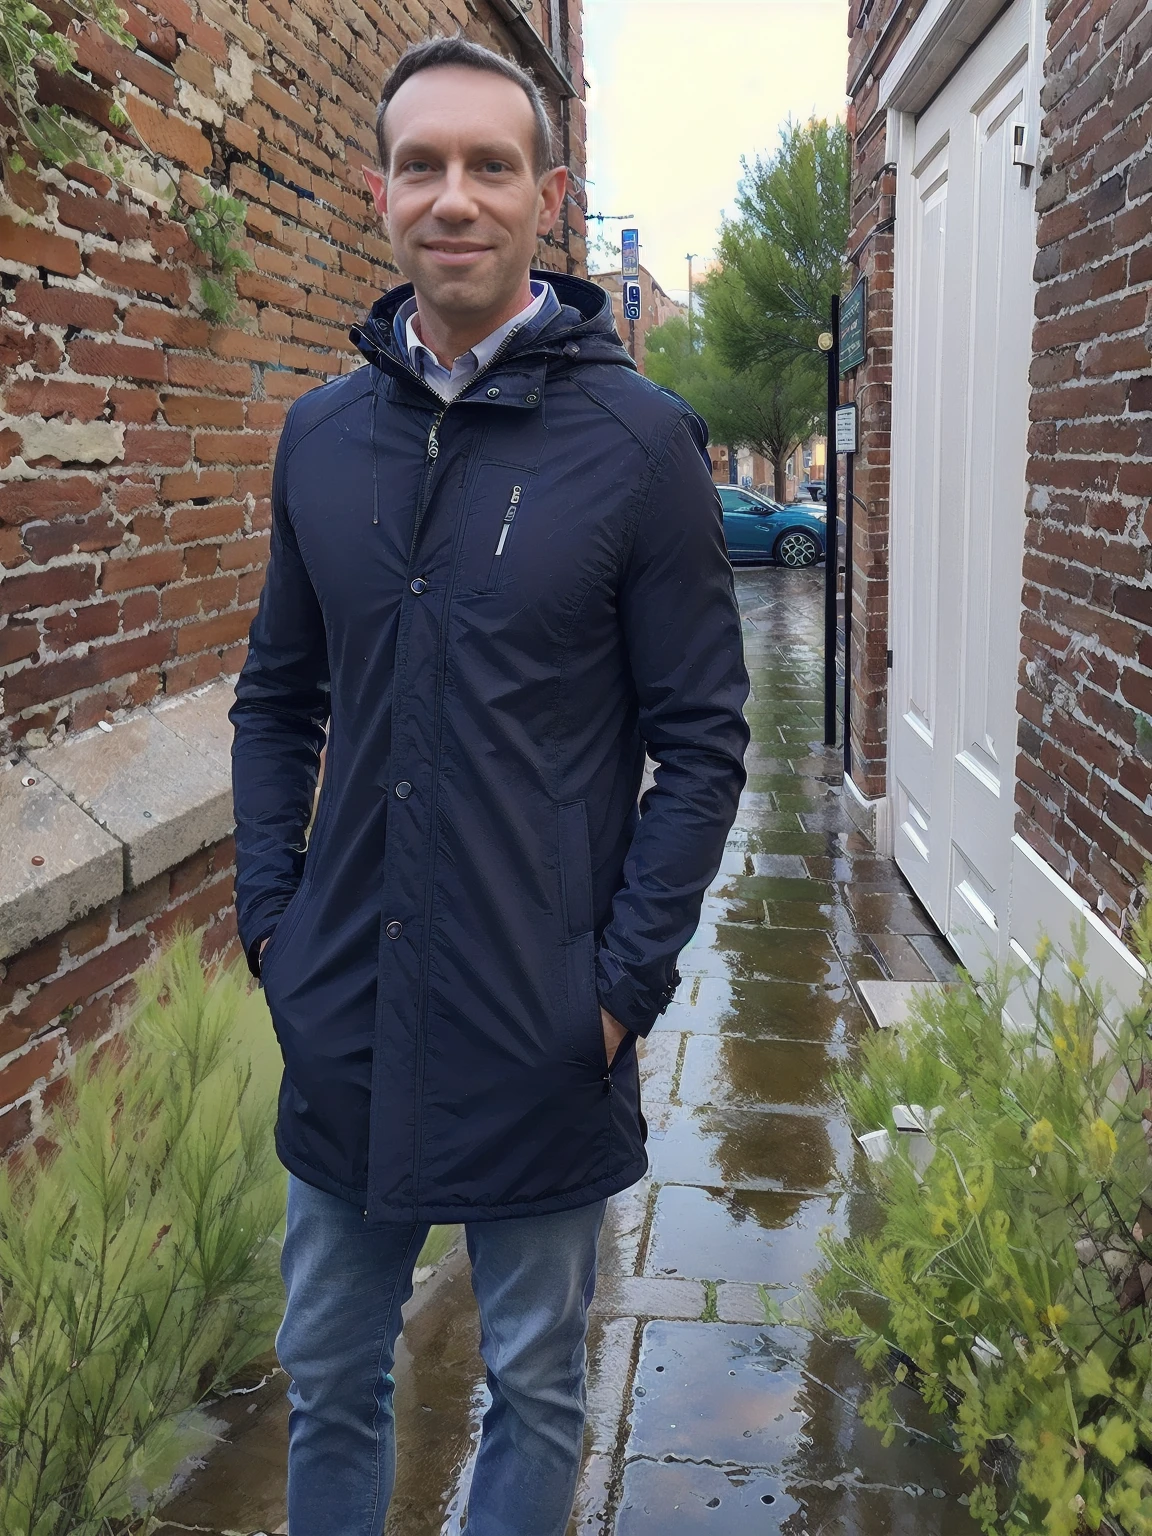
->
[[536, 166, 568, 237], [363, 165, 388, 217]]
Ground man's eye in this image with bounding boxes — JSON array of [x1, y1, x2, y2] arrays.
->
[[403, 160, 433, 174], [482, 161, 509, 174]]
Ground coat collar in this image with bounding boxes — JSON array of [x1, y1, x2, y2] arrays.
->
[[349, 270, 635, 409]]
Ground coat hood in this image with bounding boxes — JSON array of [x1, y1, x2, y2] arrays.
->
[[349, 270, 637, 378]]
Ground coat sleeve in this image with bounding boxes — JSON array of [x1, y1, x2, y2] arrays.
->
[[229, 410, 330, 974], [595, 411, 750, 1036]]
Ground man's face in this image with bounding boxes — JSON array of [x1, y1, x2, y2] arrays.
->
[[365, 67, 567, 324]]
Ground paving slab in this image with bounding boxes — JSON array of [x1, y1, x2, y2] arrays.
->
[[678, 1035, 847, 1112], [653, 977, 866, 1043], [594, 1276, 706, 1320], [676, 925, 848, 985], [0, 764, 122, 961], [625, 1321, 809, 1465], [645, 1103, 856, 1192], [858, 979, 942, 1030], [616, 1460, 799, 1533], [643, 1186, 850, 1284]]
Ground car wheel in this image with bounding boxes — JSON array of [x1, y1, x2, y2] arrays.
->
[[774, 529, 821, 568]]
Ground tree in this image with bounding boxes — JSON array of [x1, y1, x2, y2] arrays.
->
[[646, 315, 822, 501], [707, 117, 850, 373]]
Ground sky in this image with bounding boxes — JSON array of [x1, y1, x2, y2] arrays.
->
[[583, 0, 849, 300]]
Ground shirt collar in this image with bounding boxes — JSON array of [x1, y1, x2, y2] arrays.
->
[[396, 281, 558, 399]]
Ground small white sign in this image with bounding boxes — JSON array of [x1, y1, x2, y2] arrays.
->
[[835, 404, 858, 455]]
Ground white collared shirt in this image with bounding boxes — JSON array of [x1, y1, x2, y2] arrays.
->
[[400, 281, 554, 401]]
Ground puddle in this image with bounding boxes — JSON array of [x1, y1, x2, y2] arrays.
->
[[656, 977, 866, 1043], [645, 1104, 855, 1192], [678, 1036, 847, 1111]]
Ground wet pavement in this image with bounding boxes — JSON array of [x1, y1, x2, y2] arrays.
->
[[157, 566, 970, 1536]]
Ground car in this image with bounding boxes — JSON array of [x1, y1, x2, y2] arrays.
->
[[797, 479, 826, 502], [717, 485, 826, 568]]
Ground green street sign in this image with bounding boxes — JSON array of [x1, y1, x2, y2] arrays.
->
[[840, 276, 867, 374]]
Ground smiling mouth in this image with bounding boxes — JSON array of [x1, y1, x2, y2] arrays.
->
[[424, 245, 492, 264]]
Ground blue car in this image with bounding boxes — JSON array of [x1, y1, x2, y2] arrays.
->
[[717, 486, 827, 568]]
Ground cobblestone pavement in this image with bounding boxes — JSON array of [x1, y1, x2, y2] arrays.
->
[[158, 566, 972, 1536]]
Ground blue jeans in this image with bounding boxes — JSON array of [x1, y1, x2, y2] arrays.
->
[[277, 1176, 606, 1536]]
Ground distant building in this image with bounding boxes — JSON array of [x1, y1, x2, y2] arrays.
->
[[710, 438, 827, 499], [588, 265, 686, 373]]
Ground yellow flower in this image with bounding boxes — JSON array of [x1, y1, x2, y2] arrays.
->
[[1084, 1117, 1118, 1177], [1041, 1303, 1070, 1330], [1029, 1118, 1056, 1154]]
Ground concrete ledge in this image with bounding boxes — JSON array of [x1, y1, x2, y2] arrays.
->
[[841, 771, 891, 853], [0, 766, 123, 962], [1, 679, 237, 959]]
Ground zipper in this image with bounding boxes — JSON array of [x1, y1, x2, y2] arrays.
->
[[486, 484, 523, 587], [396, 323, 532, 1209], [402, 324, 527, 570]]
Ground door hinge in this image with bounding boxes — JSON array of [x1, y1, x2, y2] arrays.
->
[[886, 648, 893, 669], [1011, 123, 1035, 170]]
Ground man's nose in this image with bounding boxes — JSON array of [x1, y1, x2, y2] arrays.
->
[[431, 165, 480, 222]]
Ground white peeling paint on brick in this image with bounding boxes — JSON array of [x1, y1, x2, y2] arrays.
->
[[0, 415, 125, 468]]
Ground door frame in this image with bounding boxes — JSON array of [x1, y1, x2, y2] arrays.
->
[[880, 0, 1044, 872]]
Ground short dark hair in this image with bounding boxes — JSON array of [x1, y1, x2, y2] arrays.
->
[[376, 36, 560, 180]]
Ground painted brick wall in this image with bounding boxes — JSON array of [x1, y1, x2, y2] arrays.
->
[[1014, 0, 1152, 942], [0, 0, 585, 1141], [1, 0, 586, 755]]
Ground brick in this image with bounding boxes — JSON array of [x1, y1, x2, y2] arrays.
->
[[11, 280, 118, 331], [166, 355, 253, 393], [175, 605, 255, 653], [122, 92, 212, 172], [0, 218, 81, 277], [148, 870, 234, 945], [3, 629, 174, 712], [162, 393, 245, 428], [108, 385, 162, 424], [0, 1102, 33, 1154], [195, 430, 274, 464], [0, 619, 40, 666], [0, 1038, 60, 1110], [100, 547, 184, 591], [2, 379, 107, 421], [86, 249, 190, 305], [0, 562, 97, 616], [123, 306, 211, 348], [22, 513, 122, 563], [16, 934, 152, 1037], [169, 500, 245, 541], [43, 601, 119, 649], [159, 467, 235, 502], [68, 338, 165, 383], [121, 425, 192, 466], [55, 190, 149, 243]]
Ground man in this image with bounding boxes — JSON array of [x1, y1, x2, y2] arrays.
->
[[230, 35, 749, 1536]]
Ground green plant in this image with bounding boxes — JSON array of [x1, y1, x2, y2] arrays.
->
[[182, 189, 253, 325], [812, 908, 1152, 1535], [0, 933, 285, 1536], [0, 0, 131, 170]]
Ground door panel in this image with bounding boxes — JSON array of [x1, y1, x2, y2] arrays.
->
[[889, 0, 1038, 969]]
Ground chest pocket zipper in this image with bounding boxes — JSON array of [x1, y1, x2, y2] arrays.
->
[[486, 484, 522, 590]]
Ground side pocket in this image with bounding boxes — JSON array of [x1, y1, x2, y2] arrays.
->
[[557, 801, 593, 938], [484, 483, 523, 592]]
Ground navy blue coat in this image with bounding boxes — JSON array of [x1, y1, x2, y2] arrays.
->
[[230, 273, 749, 1223]]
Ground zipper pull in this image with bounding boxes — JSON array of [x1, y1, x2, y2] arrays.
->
[[427, 418, 441, 460], [494, 486, 522, 557]]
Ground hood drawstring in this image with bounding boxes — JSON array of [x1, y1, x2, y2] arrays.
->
[[371, 374, 380, 527]]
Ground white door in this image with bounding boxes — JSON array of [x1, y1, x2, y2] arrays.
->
[[888, 0, 1039, 972]]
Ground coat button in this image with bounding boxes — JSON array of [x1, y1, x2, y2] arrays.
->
[[525, 392, 539, 404], [385, 920, 403, 939], [487, 387, 501, 398], [410, 577, 427, 594], [395, 781, 412, 799]]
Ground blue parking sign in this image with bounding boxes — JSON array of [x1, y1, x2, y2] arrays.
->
[[621, 228, 639, 278]]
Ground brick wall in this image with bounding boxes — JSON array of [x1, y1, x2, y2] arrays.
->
[[843, 0, 914, 799], [0, 0, 585, 1140], [1014, 0, 1152, 942]]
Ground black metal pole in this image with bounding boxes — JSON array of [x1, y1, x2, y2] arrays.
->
[[843, 447, 854, 776], [823, 295, 840, 746]]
